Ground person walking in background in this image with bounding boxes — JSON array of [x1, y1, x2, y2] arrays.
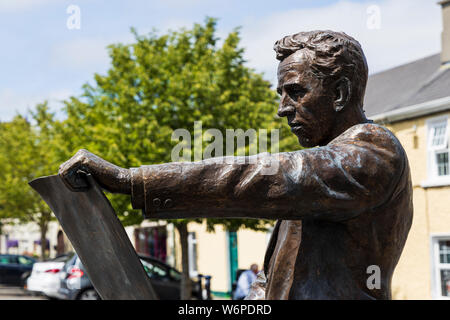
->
[[233, 264, 259, 300]]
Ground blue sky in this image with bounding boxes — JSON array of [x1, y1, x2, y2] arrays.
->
[[0, 0, 443, 120]]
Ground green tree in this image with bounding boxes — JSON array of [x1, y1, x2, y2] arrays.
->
[[59, 18, 298, 298], [0, 103, 61, 260]]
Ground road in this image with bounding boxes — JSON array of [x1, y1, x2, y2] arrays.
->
[[0, 285, 48, 300]]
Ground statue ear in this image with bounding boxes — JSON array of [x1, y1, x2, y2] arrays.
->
[[334, 77, 351, 112]]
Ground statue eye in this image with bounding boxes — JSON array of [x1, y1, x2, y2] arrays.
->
[[286, 85, 306, 100]]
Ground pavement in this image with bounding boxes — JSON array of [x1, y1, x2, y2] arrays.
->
[[0, 285, 48, 300]]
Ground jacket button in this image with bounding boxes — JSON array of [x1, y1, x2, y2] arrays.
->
[[164, 199, 173, 208], [153, 198, 161, 207]]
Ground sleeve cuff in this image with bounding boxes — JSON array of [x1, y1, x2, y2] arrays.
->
[[130, 167, 144, 210]]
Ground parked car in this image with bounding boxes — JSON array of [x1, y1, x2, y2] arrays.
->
[[58, 253, 203, 300], [26, 252, 74, 299], [0, 254, 36, 286]]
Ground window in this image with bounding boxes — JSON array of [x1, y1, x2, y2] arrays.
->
[[431, 121, 448, 148], [188, 232, 198, 277], [426, 117, 450, 184], [134, 226, 167, 262], [431, 236, 450, 299], [436, 152, 449, 176]]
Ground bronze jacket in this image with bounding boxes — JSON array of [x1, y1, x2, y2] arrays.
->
[[130, 123, 413, 300]]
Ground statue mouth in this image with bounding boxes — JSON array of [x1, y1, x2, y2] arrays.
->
[[289, 122, 305, 133]]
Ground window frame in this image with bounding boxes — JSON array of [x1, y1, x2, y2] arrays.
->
[[424, 116, 450, 187], [429, 120, 448, 151], [188, 232, 198, 277], [430, 234, 450, 300]]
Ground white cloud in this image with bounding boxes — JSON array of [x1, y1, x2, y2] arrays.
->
[[50, 38, 113, 72], [156, 0, 210, 9], [239, 0, 442, 84], [0, 0, 56, 12], [5, 0, 440, 121], [0, 88, 73, 121], [48, 21, 201, 74], [49, 31, 139, 73], [162, 18, 198, 32]]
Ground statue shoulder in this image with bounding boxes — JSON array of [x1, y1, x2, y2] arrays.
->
[[334, 122, 403, 151]]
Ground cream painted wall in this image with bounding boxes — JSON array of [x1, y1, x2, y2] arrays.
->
[[188, 222, 230, 293], [237, 228, 269, 272], [385, 110, 450, 299], [391, 187, 432, 299]]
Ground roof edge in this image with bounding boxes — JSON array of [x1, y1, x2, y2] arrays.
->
[[368, 53, 440, 77], [370, 95, 450, 124]]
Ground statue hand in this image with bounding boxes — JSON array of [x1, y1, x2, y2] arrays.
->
[[59, 149, 131, 194], [58, 149, 94, 191]]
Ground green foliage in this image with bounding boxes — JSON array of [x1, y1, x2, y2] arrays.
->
[[58, 18, 298, 230], [0, 103, 61, 258]]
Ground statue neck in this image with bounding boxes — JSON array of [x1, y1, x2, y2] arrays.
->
[[321, 105, 369, 145]]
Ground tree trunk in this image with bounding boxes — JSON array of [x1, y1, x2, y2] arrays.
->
[[176, 222, 192, 300], [39, 219, 48, 261]]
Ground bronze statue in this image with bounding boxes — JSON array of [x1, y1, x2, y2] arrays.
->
[[58, 30, 413, 300]]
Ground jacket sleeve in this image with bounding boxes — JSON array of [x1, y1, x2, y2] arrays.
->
[[130, 124, 405, 222]]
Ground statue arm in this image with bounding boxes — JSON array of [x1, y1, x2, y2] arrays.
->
[[131, 128, 404, 221], [59, 126, 404, 222]]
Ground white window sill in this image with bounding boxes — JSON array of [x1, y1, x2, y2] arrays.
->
[[421, 176, 450, 188]]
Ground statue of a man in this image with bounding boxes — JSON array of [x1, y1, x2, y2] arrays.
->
[[59, 30, 413, 300]]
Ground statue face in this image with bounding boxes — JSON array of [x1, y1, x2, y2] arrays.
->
[[276, 50, 336, 147]]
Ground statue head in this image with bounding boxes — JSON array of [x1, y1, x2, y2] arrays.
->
[[274, 30, 369, 147]]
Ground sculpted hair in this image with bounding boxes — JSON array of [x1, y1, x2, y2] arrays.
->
[[274, 30, 369, 109]]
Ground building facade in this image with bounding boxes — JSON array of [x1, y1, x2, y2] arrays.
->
[[0, 220, 71, 259], [363, 0, 450, 300], [379, 113, 450, 299]]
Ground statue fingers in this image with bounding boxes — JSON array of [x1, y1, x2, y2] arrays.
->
[[58, 158, 90, 192]]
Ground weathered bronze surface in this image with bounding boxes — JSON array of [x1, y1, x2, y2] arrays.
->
[[29, 174, 157, 300], [57, 30, 413, 299]]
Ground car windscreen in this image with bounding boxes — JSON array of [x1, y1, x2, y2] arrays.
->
[[169, 268, 181, 281], [140, 259, 169, 279], [17, 256, 34, 265]]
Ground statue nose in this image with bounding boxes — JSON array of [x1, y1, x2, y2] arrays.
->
[[277, 104, 295, 117]]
